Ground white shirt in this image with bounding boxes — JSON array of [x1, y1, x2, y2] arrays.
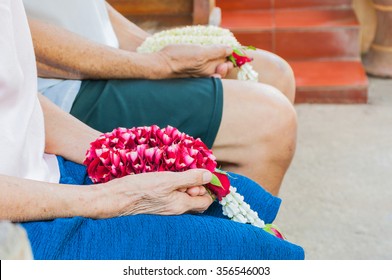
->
[[0, 0, 60, 182], [22, 0, 119, 111]]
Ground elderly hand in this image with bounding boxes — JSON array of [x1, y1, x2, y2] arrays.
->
[[86, 169, 214, 219], [153, 44, 234, 79]]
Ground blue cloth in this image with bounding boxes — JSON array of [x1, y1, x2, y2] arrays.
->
[[22, 157, 305, 260]]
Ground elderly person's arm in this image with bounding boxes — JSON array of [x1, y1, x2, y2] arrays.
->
[[0, 169, 212, 222], [28, 18, 232, 80], [0, 95, 213, 223]]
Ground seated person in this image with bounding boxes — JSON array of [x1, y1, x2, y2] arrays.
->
[[0, 0, 304, 260], [22, 0, 298, 196]]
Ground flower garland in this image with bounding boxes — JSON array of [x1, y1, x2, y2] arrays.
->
[[84, 126, 284, 239], [137, 25, 259, 82]]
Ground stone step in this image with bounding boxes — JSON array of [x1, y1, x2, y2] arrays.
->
[[275, 0, 352, 9], [221, 8, 360, 60], [217, 1, 368, 104], [291, 60, 368, 104], [217, 0, 352, 10], [216, 0, 272, 11]]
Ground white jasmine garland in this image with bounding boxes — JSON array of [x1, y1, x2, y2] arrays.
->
[[137, 25, 259, 82], [220, 186, 265, 228]]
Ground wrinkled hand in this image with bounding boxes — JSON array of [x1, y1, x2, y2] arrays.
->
[[88, 169, 214, 219], [153, 44, 234, 79]]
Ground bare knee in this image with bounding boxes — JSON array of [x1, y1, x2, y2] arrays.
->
[[253, 85, 297, 153], [219, 80, 297, 163], [218, 80, 297, 152], [215, 81, 297, 194], [249, 86, 297, 193], [249, 50, 296, 104]]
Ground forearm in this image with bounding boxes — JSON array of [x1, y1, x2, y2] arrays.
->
[[0, 174, 93, 222], [0, 169, 212, 222], [39, 94, 101, 164], [28, 18, 164, 80], [105, 1, 150, 51]]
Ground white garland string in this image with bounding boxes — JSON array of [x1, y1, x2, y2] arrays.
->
[[220, 186, 265, 228]]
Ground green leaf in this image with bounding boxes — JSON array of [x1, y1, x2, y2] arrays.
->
[[210, 173, 223, 188], [214, 168, 228, 176], [246, 45, 257, 50], [227, 55, 237, 67], [205, 188, 217, 201], [232, 48, 245, 56]]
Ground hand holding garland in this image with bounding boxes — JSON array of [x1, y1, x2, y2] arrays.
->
[[84, 126, 285, 239], [138, 25, 259, 82]]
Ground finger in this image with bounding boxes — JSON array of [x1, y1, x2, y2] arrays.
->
[[215, 63, 229, 78], [167, 169, 212, 191], [189, 194, 214, 213], [185, 186, 201, 197], [186, 186, 207, 197], [179, 193, 214, 213], [226, 61, 234, 71]]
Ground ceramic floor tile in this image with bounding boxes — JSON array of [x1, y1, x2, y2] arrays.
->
[[275, 28, 360, 60], [217, 2, 368, 104], [234, 31, 274, 52], [292, 60, 368, 103], [295, 88, 368, 103], [275, 0, 352, 9], [220, 10, 274, 31], [275, 8, 358, 29], [216, 0, 272, 10], [290, 60, 368, 88]]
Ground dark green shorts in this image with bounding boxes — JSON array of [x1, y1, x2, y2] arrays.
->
[[70, 78, 223, 148]]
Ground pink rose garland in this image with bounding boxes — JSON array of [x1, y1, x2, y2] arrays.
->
[[84, 125, 284, 239]]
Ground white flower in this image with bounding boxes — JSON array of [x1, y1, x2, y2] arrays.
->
[[220, 186, 266, 228], [137, 25, 259, 82]]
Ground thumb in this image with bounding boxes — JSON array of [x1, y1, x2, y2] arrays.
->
[[169, 169, 212, 191]]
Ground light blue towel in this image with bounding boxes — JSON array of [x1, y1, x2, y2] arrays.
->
[[22, 157, 305, 260]]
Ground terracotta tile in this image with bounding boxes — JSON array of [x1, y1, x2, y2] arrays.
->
[[290, 60, 368, 88], [295, 88, 368, 104], [233, 31, 274, 52], [216, 0, 272, 11], [275, 28, 360, 60], [275, 0, 352, 9], [220, 10, 274, 31], [217, 2, 369, 104], [291, 60, 369, 104], [275, 9, 358, 29]]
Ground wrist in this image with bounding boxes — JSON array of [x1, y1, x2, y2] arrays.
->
[[77, 180, 141, 219], [137, 52, 173, 79], [70, 185, 108, 219]]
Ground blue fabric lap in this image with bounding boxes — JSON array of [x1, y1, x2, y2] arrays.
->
[[22, 157, 305, 260]]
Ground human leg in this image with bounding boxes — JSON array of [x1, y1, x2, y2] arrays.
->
[[226, 49, 296, 104], [70, 78, 223, 149], [213, 79, 297, 196], [69, 78, 296, 195]]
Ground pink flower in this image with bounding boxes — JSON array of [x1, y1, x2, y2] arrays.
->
[[84, 126, 224, 197], [228, 47, 255, 68], [84, 125, 286, 238], [232, 51, 253, 67], [205, 170, 231, 201]]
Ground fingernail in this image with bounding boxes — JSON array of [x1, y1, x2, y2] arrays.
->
[[203, 171, 212, 183]]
